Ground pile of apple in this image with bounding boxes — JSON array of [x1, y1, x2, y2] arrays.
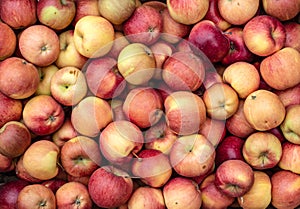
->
[[0, 0, 300, 208]]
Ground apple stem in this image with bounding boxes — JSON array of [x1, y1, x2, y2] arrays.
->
[[132, 152, 142, 162]]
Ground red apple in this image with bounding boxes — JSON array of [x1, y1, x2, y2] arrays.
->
[[0, 153, 15, 172], [275, 83, 300, 108], [280, 104, 300, 144], [0, 91, 22, 128], [0, 22, 16, 60], [284, 22, 300, 52], [72, 0, 100, 26], [278, 142, 300, 174], [42, 179, 67, 193], [262, 0, 300, 21], [52, 118, 78, 148]]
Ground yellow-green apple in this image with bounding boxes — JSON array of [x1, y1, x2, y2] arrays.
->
[[127, 187, 165, 209], [0, 121, 31, 158], [271, 170, 300, 209], [284, 22, 300, 52], [61, 136, 102, 178], [55, 30, 88, 69], [260, 47, 300, 90], [203, 0, 231, 31], [203, 83, 239, 120], [278, 142, 300, 174], [73, 15, 114, 58], [167, 0, 209, 25], [237, 171, 272, 209], [107, 32, 130, 59], [35, 65, 59, 96], [37, 0, 76, 30], [218, 0, 259, 25], [0, 0, 37, 29], [0, 22, 16, 60], [200, 174, 235, 209], [243, 89, 286, 131], [223, 61, 260, 99], [262, 0, 300, 21], [85, 57, 126, 99], [170, 134, 215, 177], [163, 177, 202, 209], [0, 91, 22, 128], [275, 83, 300, 108], [280, 105, 300, 144], [72, 0, 100, 26], [42, 179, 67, 193], [117, 43, 156, 85], [52, 118, 78, 147], [71, 96, 113, 137], [88, 166, 134, 208], [221, 27, 255, 65], [188, 20, 230, 63], [17, 184, 56, 209], [56, 181, 93, 209], [242, 132, 282, 170], [99, 120, 144, 166], [164, 91, 206, 135], [18, 25, 60, 67], [225, 100, 256, 138], [98, 0, 136, 25], [123, 87, 163, 129], [162, 51, 206, 91], [214, 159, 254, 197], [15, 156, 43, 183], [22, 140, 60, 181], [0, 57, 39, 99], [50, 66, 88, 106], [123, 5, 163, 45], [243, 15, 286, 57], [22, 95, 65, 136]]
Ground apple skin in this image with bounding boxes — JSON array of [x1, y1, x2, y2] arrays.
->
[[188, 20, 230, 63], [284, 22, 300, 52], [37, 0, 76, 30], [0, 0, 37, 29], [0, 91, 22, 128], [278, 142, 300, 174], [17, 184, 56, 209], [18, 24, 60, 67], [202, 70, 223, 90], [167, 0, 209, 25], [35, 65, 59, 96], [72, 0, 100, 26], [0, 153, 15, 172], [243, 15, 286, 57], [0, 22, 16, 60], [42, 179, 67, 193], [15, 155, 43, 183], [52, 118, 78, 148], [260, 47, 300, 91], [275, 83, 300, 108], [280, 105, 300, 144], [22, 95, 65, 136], [0, 57, 40, 100], [56, 181, 93, 209], [163, 177, 202, 209], [88, 166, 134, 209], [262, 0, 300, 21]]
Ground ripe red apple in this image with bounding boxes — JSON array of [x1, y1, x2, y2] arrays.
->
[[0, 22, 16, 60], [0, 153, 15, 172], [284, 22, 300, 52], [278, 142, 300, 174], [275, 83, 300, 108], [72, 0, 100, 26], [0, 91, 22, 128], [262, 0, 300, 21], [280, 104, 300, 144], [42, 179, 67, 193], [88, 166, 134, 208], [52, 118, 78, 148]]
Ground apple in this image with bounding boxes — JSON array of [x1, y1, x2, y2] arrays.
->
[[98, 0, 136, 25], [0, 57, 39, 100], [88, 165, 134, 208], [127, 186, 165, 209], [71, 96, 113, 137], [19, 24, 60, 67], [15, 156, 43, 183], [271, 170, 300, 209], [278, 142, 300, 174], [202, 70, 223, 90], [107, 32, 130, 59], [0, 91, 22, 128], [55, 30, 88, 69], [243, 15, 286, 57], [0, 121, 31, 158], [117, 43, 156, 86], [99, 120, 144, 166], [22, 95, 65, 136], [56, 181, 93, 209], [262, 0, 300, 21], [203, 83, 239, 120], [0, 153, 15, 172], [72, 0, 100, 26], [162, 51, 206, 91], [52, 118, 78, 148], [242, 132, 282, 170], [260, 47, 300, 90], [237, 171, 272, 209], [73, 15, 114, 58], [110, 99, 127, 121], [0, 22, 16, 60], [42, 179, 67, 193], [37, 0, 76, 30], [50, 66, 88, 106], [214, 159, 254, 197], [163, 177, 202, 209], [188, 20, 230, 63], [0, 0, 37, 29], [243, 89, 286, 131], [164, 91, 207, 135], [280, 105, 300, 144], [17, 184, 56, 209], [167, 0, 209, 25], [143, 0, 167, 11], [218, 0, 259, 25], [85, 57, 126, 99], [61, 136, 102, 178], [284, 22, 300, 52], [275, 83, 300, 108], [67, 175, 90, 186], [35, 65, 59, 96]]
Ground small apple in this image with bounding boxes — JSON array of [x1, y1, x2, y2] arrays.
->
[[0, 22, 16, 60], [280, 104, 300, 144], [278, 142, 300, 174], [0, 91, 22, 128], [262, 0, 300, 21], [52, 118, 78, 148], [35, 65, 59, 96], [275, 83, 300, 108]]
